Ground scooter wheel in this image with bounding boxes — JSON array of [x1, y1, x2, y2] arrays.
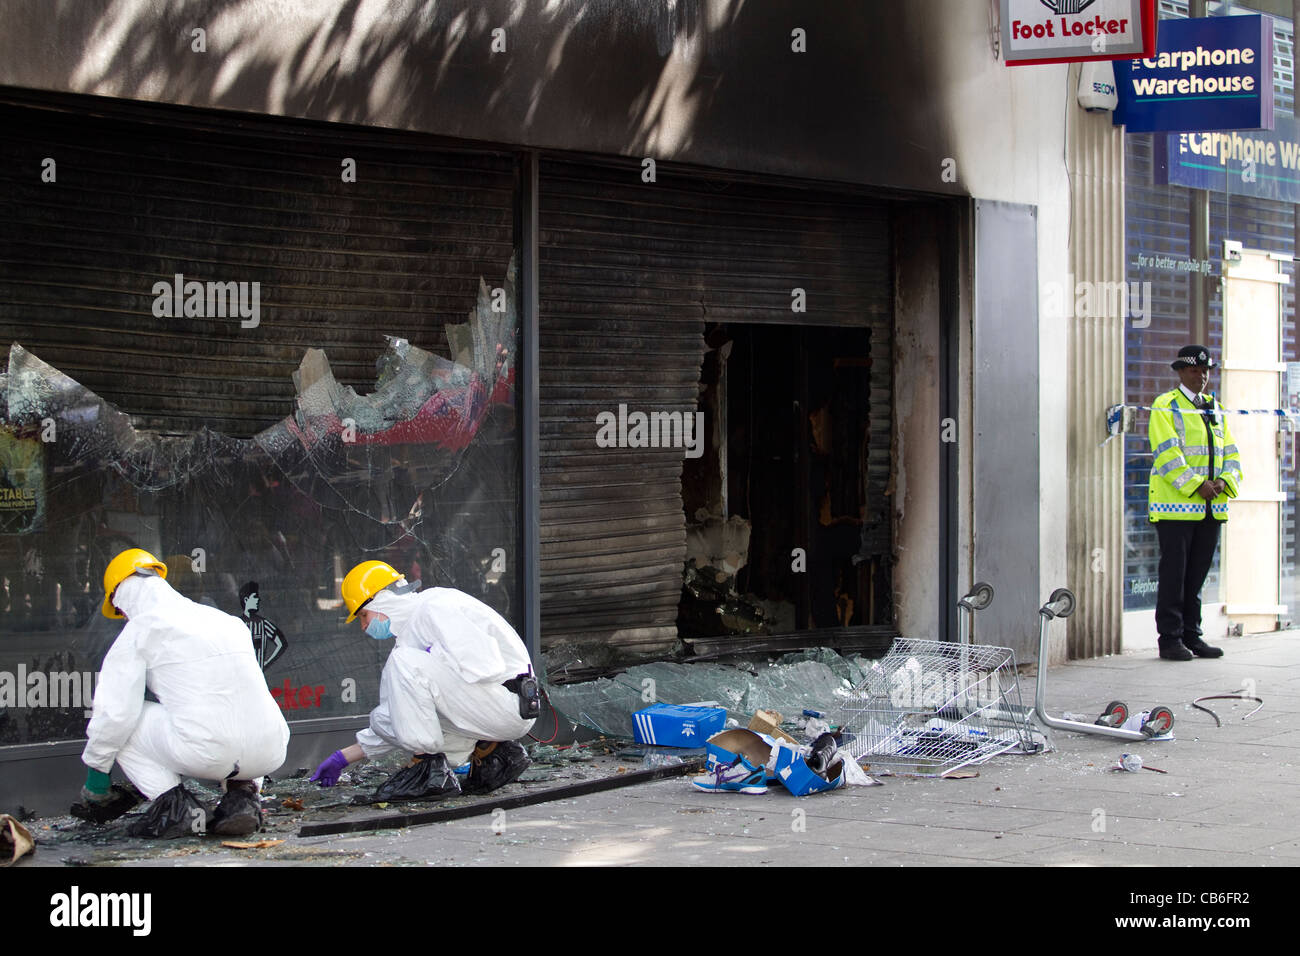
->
[[1142, 705, 1174, 737], [1096, 700, 1128, 727], [966, 582, 994, 611]]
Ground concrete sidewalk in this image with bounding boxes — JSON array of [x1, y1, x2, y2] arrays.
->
[[41, 632, 1300, 866]]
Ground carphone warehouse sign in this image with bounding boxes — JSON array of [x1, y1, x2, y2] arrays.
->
[[1155, 113, 1300, 204], [1113, 15, 1273, 133]]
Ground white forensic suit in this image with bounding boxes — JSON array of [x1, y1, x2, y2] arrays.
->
[[83, 574, 291, 799], [357, 587, 535, 766]]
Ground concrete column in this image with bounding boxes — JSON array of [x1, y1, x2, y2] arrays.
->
[[1066, 65, 1126, 659]]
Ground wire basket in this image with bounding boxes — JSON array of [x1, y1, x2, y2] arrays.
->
[[830, 638, 1039, 777]]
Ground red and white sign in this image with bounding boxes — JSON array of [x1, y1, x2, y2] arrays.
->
[[1003, 0, 1157, 66]]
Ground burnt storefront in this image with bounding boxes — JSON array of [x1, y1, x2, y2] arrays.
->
[[0, 98, 523, 756], [0, 0, 1070, 812], [0, 92, 923, 801]]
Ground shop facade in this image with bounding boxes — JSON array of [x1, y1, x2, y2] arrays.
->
[[0, 0, 1087, 812]]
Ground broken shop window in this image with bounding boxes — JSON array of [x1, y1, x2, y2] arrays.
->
[[0, 265, 520, 746]]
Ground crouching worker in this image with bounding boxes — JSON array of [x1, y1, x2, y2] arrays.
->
[[310, 561, 537, 802], [75, 549, 291, 838]]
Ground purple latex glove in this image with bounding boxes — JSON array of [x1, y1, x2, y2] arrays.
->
[[310, 750, 349, 787]]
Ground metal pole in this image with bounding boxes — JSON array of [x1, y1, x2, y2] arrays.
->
[[939, 202, 961, 643], [518, 151, 542, 665], [299, 759, 705, 837], [1189, 0, 1210, 345]]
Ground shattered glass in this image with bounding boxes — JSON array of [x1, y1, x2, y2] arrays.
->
[[541, 647, 874, 739], [0, 263, 520, 746]]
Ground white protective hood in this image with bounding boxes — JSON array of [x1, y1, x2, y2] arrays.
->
[[112, 571, 181, 619], [366, 587, 531, 684]]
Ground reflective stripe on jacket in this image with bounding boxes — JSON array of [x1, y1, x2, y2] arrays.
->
[[1147, 388, 1243, 521]]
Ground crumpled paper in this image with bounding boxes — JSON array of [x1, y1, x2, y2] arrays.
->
[[1, 814, 35, 866]]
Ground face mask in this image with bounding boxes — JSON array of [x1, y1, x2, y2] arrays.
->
[[365, 617, 392, 641]]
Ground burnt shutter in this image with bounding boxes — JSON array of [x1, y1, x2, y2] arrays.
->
[[539, 158, 891, 656], [0, 96, 515, 437]]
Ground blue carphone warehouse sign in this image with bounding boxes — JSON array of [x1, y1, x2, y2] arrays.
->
[[1114, 14, 1273, 133]]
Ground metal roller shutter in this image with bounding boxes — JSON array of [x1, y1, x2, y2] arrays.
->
[[0, 96, 515, 437], [539, 158, 892, 656]]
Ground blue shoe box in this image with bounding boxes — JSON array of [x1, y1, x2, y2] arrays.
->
[[632, 704, 727, 747]]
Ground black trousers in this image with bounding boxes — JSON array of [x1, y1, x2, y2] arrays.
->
[[1154, 516, 1222, 643]]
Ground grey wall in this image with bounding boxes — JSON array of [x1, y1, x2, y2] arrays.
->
[[0, 0, 965, 195], [973, 200, 1041, 662]]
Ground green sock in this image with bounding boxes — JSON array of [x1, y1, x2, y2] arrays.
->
[[84, 768, 111, 796]]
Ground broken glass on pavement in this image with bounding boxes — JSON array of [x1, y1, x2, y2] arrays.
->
[[541, 645, 873, 739]]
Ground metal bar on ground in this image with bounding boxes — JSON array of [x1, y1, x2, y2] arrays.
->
[[297, 759, 704, 837]]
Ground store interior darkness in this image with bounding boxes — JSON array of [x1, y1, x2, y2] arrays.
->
[[679, 322, 892, 644]]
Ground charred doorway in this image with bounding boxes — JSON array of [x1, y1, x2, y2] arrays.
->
[[680, 323, 892, 652]]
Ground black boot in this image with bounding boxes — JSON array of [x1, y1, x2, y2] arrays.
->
[[211, 780, 263, 836], [365, 753, 461, 804], [126, 784, 211, 839], [1182, 635, 1224, 658], [465, 740, 531, 794], [1158, 637, 1193, 661], [70, 783, 145, 824]]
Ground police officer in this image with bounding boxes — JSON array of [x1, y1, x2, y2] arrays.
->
[[1148, 346, 1244, 661]]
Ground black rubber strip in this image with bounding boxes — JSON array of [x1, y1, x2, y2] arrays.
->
[[1190, 693, 1263, 728], [297, 759, 704, 837]]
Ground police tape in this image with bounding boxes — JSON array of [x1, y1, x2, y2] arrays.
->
[[1102, 402, 1300, 446]]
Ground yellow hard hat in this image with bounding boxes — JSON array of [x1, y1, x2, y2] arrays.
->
[[102, 548, 168, 619], [341, 560, 404, 622]]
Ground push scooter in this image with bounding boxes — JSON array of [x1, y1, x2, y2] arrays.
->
[[1033, 587, 1174, 741]]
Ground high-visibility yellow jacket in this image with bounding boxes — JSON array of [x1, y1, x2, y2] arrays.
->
[[1148, 388, 1243, 521]]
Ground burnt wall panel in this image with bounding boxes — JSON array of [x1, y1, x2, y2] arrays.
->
[[0, 1, 960, 198]]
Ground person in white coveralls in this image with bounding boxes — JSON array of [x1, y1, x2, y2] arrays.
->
[[310, 560, 537, 801], [77, 549, 290, 838]]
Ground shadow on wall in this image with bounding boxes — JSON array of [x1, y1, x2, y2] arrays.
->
[[9, 0, 951, 183], [45, 0, 731, 156]]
